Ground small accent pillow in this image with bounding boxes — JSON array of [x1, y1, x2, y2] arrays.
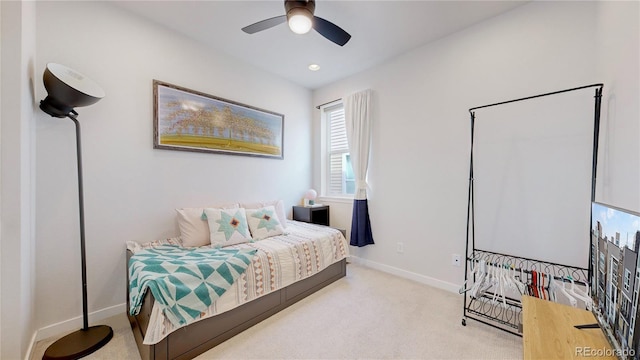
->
[[246, 206, 285, 240], [203, 208, 252, 247], [176, 203, 238, 247], [241, 199, 288, 228]]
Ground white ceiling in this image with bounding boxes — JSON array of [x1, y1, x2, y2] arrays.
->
[[113, 1, 526, 90]]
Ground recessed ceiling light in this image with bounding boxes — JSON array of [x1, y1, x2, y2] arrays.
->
[[308, 64, 320, 71]]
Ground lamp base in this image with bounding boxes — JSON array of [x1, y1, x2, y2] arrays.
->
[[42, 325, 113, 360]]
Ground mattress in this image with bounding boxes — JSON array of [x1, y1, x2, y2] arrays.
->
[[127, 220, 349, 345]]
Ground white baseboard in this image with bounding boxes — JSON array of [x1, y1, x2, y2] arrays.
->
[[348, 256, 459, 293], [24, 330, 38, 360], [35, 302, 126, 342]]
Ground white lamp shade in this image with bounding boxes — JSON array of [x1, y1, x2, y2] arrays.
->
[[304, 189, 318, 200], [287, 8, 312, 34]]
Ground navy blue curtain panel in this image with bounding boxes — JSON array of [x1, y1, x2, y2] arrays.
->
[[350, 199, 374, 247]]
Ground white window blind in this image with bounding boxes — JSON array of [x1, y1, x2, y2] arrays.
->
[[325, 104, 354, 196]]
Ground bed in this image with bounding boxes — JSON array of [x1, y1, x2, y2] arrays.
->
[[126, 220, 348, 360]]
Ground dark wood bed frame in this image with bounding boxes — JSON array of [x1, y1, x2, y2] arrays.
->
[[126, 250, 347, 360]]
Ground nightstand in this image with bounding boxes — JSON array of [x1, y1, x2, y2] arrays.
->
[[292, 205, 330, 226]]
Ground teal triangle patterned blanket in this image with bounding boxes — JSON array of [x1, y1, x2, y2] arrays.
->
[[129, 245, 257, 327]]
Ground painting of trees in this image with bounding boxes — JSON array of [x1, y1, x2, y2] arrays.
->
[[153, 81, 283, 159]]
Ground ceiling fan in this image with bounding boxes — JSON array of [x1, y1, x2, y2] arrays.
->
[[241, 0, 351, 46]]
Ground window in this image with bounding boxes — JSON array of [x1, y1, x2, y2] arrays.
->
[[624, 268, 632, 292], [612, 258, 619, 285], [621, 298, 631, 319], [634, 269, 640, 303], [322, 103, 355, 197]]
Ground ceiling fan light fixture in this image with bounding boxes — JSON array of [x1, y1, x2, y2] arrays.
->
[[242, 0, 350, 46], [287, 8, 312, 34]]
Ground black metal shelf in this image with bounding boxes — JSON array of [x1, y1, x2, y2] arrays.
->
[[466, 291, 523, 334], [461, 249, 589, 336], [468, 249, 590, 285]]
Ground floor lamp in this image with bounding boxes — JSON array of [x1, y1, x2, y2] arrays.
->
[[39, 63, 113, 360]]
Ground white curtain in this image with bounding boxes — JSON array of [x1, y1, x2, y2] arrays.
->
[[344, 89, 374, 247], [344, 89, 372, 200]]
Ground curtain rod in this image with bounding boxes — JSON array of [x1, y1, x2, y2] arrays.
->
[[315, 98, 342, 110], [469, 83, 604, 113]]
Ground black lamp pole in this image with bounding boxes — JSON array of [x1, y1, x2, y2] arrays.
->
[[70, 112, 89, 331], [39, 63, 112, 360]]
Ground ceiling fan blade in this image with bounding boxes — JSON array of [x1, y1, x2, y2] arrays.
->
[[242, 15, 287, 34], [312, 16, 351, 46]]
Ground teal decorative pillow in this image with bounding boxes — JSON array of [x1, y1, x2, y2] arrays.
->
[[203, 208, 252, 247], [246, 206, 285, 240], [241, 200, 288, 228]]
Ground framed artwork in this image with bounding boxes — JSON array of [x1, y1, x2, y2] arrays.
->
[[153, 80, 284, 159]]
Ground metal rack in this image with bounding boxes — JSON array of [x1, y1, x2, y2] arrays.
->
[[461, 84, 604, 336], [462, 249, 589, 335]]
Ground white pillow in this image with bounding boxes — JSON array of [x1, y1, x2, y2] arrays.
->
[[241, 200, 288, 228], [203, 207, 252, 248], [176, 203, 238, 247], [245, 206, 285, 240]]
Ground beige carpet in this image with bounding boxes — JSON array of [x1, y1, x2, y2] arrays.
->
[[31, 263, 522, 359]]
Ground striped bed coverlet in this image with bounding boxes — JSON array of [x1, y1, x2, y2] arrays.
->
[[127, 220, 349, 345]]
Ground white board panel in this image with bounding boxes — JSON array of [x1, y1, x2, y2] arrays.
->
[[472, 87, 597, 268]]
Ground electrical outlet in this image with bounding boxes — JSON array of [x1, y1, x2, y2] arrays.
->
[[396, 242, 404, 253], [452, 254, 462, 267]]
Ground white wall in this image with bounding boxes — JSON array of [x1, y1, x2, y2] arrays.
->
[[595, 1, 640, 213], [313, 1, 639, 290], [1, 1, 37, 358], [34, 1, 312, 334]]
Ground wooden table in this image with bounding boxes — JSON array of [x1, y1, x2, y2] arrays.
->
[[522, 295, 616, 359]]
